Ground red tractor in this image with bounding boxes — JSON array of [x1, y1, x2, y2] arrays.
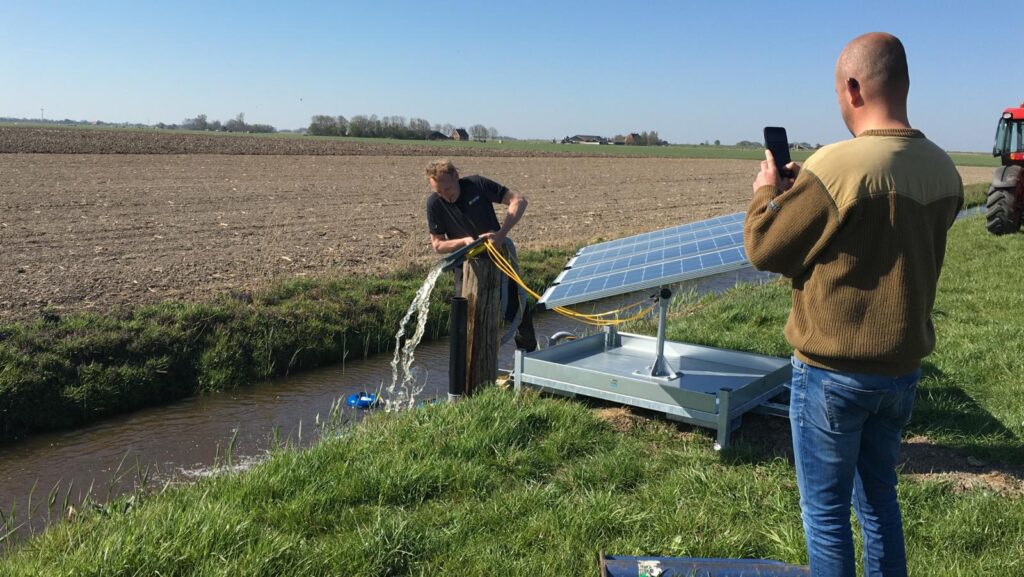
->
[[987, 102, 1024, 234]]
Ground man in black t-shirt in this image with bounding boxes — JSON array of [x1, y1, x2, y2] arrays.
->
[[425, 158, 537, 352]]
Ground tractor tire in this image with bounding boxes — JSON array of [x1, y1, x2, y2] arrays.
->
[[985, 186, 1021, 235]]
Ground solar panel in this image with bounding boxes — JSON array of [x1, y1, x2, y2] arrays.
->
[[564, 220, 744, 270], [537, 212, 750, 309], [576, 211, 745, 256], [555, 227, 744, 285]]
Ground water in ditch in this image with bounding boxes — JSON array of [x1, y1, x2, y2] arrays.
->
[[386, 262, 446, 412], [0, 266, 775, 542]]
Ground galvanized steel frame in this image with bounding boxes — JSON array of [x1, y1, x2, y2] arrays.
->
[[514, 329, 790, 449]]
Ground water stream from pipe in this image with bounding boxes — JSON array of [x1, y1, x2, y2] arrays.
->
[[386, 263, 446, 412]]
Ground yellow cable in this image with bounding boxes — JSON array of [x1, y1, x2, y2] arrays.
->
[[480, 241, 657, 327]]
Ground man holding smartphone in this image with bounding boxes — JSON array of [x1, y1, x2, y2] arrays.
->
[[744, 33, 963, 576]]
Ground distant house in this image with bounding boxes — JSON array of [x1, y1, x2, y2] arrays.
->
[[624, 133, 642, 145], [451, 128, 470, 140], [561, 134, 608, 145], [427, 131, 450, 140]]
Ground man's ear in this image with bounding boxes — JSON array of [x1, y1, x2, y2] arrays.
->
[[846, 78, 864, 107]]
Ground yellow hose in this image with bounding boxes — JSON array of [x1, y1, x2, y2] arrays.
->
[[481, 241, 656, 327]]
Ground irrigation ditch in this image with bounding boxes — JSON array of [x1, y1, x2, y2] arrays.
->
[[0, 253, 774, 542]]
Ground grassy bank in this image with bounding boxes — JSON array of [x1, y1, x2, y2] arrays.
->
[[0, 248, 572, 441], [0, 183, 991, 441], [1, 210, 1021, 576]]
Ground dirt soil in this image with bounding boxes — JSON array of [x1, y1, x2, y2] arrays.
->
[[0, 130, 993, 323], [0, 126, 580, 156]]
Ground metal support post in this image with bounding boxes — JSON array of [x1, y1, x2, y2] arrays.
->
[[648, 288, 680, 380], [448, 297, 467, 402]]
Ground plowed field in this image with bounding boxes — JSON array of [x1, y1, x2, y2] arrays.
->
[[0, 126, 581, 157], [0, 128, 991, 322]]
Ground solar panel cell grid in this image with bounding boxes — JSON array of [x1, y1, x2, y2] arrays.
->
[[538, 212, 751, 309], [577, 211, 745, 255], [572, 220, 744, 267]]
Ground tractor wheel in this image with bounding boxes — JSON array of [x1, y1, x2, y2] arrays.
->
[[985, 186, 1022, 235]]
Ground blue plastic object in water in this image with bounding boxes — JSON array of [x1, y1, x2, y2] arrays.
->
[[345, 392, 377, 409]]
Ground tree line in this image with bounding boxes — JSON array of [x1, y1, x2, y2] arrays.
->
[[308, 114, 500, 141], [171, 113, 275, 134], [611, 131, 663, 146], [0, 113, 279, 133]]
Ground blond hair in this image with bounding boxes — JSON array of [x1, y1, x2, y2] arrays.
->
[[425, 158, 458, 180]]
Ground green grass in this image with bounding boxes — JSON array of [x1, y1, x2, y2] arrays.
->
[[948, 152, 1000, 167], [1, 212, 1022, 576], [349, 138, 824, 160], [4, 122, 1000, 165], [963, 181, 989, 206]]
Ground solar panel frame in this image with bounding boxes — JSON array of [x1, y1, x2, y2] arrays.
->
[[537, 212, 751, 309]]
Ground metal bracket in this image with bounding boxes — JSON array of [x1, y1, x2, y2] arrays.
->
[[633, 288, 682, 381]]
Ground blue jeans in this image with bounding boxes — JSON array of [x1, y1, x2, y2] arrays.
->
[[789, 357, 920, 577]]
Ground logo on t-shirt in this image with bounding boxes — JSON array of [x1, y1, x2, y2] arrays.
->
[[468, 195, 480, 206]]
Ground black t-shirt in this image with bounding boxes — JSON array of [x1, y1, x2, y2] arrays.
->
[[426, 175, 509, 240]]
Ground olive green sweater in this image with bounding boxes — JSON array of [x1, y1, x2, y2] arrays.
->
[[744, 129, 963, 375]]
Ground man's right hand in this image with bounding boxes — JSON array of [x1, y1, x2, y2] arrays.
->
[[754, 150, 800, 194], [430, 233, 477, 254]]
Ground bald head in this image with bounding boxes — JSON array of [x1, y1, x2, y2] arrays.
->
[[837, 32, 909, 104]]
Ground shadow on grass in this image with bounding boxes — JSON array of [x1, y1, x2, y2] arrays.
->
[[719, 363, 1024, 484], [533, 362, 1024, 489], [903, 363, 1024, 475]]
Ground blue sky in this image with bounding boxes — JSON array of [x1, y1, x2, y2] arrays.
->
[[0, 1, 1015, 151]]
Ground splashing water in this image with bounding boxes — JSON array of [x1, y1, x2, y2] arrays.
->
[[385, 263, 447, 412]]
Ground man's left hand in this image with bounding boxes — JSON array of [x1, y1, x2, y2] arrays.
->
[[482, 230, 507, 248]]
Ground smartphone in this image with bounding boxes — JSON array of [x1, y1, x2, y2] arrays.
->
[[763, 126, 793, 177]]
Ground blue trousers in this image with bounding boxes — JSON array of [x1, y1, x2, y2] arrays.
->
[[789, 357, 920, 577]]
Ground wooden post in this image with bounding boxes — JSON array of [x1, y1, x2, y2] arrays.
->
[[462, 254, 501, 395]]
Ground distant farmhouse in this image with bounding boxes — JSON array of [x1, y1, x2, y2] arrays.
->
[[428, 131, 450, 140], [624, 133, 642, 145], [561, 134, 608, 145], [450, 128, 470, 140]]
